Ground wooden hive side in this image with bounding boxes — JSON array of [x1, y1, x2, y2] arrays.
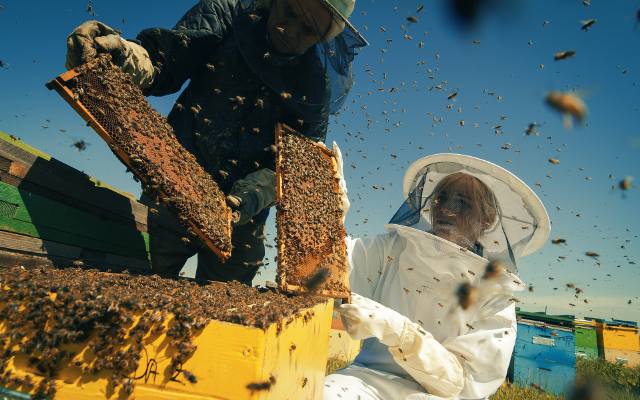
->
[[46, 56, 232, 261], [0, 293, 333, 399], [275, 124, 350, 301]]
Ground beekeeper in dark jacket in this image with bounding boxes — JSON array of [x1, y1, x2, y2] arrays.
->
[[65, 0, 367, 284]]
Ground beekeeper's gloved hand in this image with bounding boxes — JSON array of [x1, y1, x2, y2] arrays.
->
[[337, 293, 412, 347], [65, 20, 155, 89], [227, 169, 276, 226], [332, 141, 350, 222]]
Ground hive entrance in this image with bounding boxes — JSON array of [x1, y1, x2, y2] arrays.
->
[[275, 124, 350, 301], [46, 55, 232, 261]]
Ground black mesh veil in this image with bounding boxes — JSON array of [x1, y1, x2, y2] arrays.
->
[[234, 0, 366, 137]]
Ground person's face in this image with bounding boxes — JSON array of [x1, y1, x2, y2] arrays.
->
[[267, 0, 333, 55], [430, 178, 488, 249]]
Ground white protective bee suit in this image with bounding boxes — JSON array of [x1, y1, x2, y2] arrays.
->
[[324, 153, 551, 400]]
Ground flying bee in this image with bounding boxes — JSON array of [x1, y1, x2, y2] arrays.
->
[[553, 50, 576, 61], [545, 91, 587, 128], [581, 19, 597, 31], [619, 176, 633, 191], [71, 139, 90, 151], [482, 260, 506, 280], [524, 122, 540, 136], [456, 282, 478, 310], [302, 267, 330, 292], [247, 375, 276, 392]]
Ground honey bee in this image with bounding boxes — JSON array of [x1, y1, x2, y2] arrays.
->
[[619, 176, 633, 191], [545, 91, 587, 128], [456, 282, 478, 310], [482, 260, 506, 280], [581, 19, 597, 31], [246, 375, 276, 392], [553, 50, 576, 61]]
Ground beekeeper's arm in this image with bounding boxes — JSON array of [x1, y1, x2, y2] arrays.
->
[[226, 169, 276, 226], [65, 20, 155, 89], [337, 293, 517, 399], [136, 0, 236, 96], [66, 1, 235, 94]]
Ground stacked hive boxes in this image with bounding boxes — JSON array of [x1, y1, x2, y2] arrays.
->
[[0, 131, 152, 271], [511, 310, 576, 396]]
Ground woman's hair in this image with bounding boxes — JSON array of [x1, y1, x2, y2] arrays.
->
[[430, 172, 498, 231]]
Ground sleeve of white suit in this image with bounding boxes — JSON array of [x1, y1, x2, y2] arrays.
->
[[387, 295, 517, 399], [345, 233, 394, 299]]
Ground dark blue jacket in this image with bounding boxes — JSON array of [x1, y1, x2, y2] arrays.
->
[[136, 0, 332, 203]]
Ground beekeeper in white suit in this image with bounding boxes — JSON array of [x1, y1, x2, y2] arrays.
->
[[325, 153, 550, 399]]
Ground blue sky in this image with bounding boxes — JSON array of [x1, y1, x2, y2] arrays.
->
[[0, 1, 638, 320]]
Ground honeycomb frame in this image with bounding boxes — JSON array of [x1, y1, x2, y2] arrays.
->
[[46, 55, 232, 261], [275, 123, 350, 301]]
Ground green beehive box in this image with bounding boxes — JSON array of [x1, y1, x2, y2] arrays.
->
[[0, 131, 155, 271], [575, 319, 599, 359]]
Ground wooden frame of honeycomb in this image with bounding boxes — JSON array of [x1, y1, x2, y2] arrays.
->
[[46, 55, 232, 261], [275, 123, 350, 301]]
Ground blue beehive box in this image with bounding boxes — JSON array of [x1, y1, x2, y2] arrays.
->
[[512, 317, 576, 395]]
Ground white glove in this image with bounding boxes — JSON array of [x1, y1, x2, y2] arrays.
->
[[332, 141, 350, 222], [66, 20, 155, 89], [336, 293, 409, 347]]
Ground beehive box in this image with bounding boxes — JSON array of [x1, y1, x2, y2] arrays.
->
[[275, 124, 349, 301], [0, 131, 155, 271], [0, 266, 333, 399], [575, 319, 599, 359], [512, 319, 576, 395], [46, 55, 232, 261], [599, 322, 640, 367]]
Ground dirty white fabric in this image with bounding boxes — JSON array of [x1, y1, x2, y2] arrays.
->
[[332, 141, 350, 222], [325, 226, 526, 399]]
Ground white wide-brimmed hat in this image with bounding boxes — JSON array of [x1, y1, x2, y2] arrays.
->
[[399, 153, 550, 258]]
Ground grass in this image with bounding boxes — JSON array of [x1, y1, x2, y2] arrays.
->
[[491, 358, 640, 400], [327, 356, 640, 399], [326, 357, 353, 375]]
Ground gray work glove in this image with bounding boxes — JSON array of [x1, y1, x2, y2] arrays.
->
[[226, 169, 276, 226], [65, 20, 155, 89]]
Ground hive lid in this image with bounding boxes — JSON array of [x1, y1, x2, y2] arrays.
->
[[516, 310, 575, 327]]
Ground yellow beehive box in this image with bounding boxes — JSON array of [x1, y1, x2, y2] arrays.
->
[[601, 324, 640, 367], [0, 282, 334, 399], [0, 301, 333, 399], [327, 330, 361, 371]]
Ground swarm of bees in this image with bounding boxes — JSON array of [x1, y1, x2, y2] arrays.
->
[[67, 55, 232, 259], [0, 266, 321, 398], [276, 127, 349, 297]]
